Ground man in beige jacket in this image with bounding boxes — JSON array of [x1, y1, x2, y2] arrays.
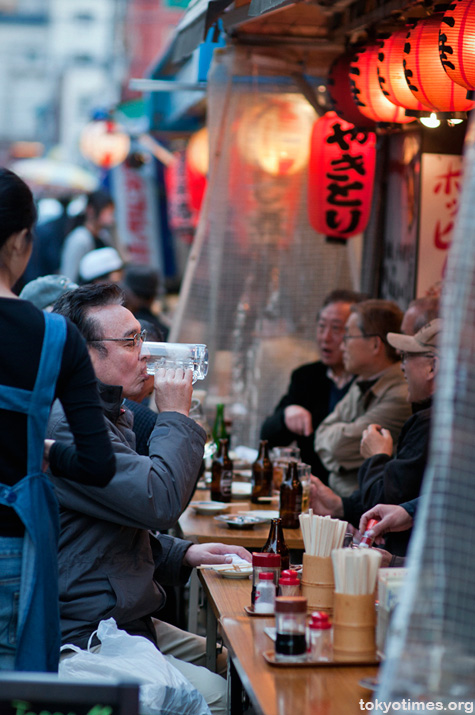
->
[[315, 299, 412, 497]]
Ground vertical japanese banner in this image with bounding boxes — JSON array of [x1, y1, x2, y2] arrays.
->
[[417, 153, 462, 296], [111, 160, 163, 272]]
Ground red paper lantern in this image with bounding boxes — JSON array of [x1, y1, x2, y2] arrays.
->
[[440, 0, 475, 90], [328, 52, 377, 129], [377, 29, 428, 111], [404, 14, 475, 111], [185, 128, 208, 212], [308, 111, 377, 240], [350, 42, 415, 124]]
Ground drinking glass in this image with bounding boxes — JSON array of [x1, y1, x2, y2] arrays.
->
[[270, 447, 301, 490], [297, 463, 311, 513], [140, 342, 208, 384]]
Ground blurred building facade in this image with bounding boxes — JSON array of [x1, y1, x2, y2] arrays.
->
[[0, 0, 128, 161]]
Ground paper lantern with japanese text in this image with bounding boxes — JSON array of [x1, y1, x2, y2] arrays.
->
[[237, 97, 314, 176], [328, 52, 377, 129], [404, 14, 475, 111], [377, 29, 428, 111], [440, 0, 475, 91], [308, 111, 377, 240], [350, 42, 415, 124]]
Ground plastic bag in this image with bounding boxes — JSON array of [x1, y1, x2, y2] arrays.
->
[[59, 618, 211, 715]]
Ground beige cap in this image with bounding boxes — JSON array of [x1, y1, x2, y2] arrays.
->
[[387, 319, 442, 354]]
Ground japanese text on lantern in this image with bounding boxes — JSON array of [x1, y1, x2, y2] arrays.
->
[[308, 112, 376, 240]]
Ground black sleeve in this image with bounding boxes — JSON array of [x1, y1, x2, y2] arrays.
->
[[260, 365, 315, 447], [358, 454, 393, 512], [48, 320, 115, 486], [341, 490, 365, 527], [400, 498, 419, 518]]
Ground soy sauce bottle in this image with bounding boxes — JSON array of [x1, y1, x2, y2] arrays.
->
[[275, 596, 308, 661], [279, 461, 302, 529], [262, 518, 290, 570], [251, 440, 273, 504], [211, 438, 233, 502]]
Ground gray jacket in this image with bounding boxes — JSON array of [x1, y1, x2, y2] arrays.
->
[[47, 382, 206, 648]]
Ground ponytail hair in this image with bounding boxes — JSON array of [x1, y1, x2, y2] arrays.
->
[[0, 168, 37, 249]]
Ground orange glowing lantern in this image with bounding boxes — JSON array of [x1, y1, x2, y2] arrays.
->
[[308, 111, 377, 240], [328, 52, 377, 129], [80, 119, 130, 169], [350, 42, 415, 124], [440, 0, 475, 91], [404, 14, 475, 111], [377, 28, 428, 111], [237, 97, 314, 176], [185, 128, 208, 212]]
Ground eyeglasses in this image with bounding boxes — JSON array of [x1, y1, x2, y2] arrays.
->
[[342, 333, 381, 343], [316, 321, 346, 336], [400, 351, 435, 364], [88, 329, 147, 347]]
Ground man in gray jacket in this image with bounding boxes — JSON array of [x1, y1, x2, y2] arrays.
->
[[48, 283, 250, 715]]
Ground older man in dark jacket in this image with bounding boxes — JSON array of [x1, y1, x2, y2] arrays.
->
[[48, 283, 249, 715]]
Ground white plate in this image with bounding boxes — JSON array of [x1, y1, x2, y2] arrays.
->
[[220, 568, 253, 579], [191, 501, 229, 515], [238, 510, 280, 522], [231, 482, 252, 496]]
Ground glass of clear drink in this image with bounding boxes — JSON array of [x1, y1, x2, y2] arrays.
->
[[140, 342, 208, 384], [297, 463, 311, 513]]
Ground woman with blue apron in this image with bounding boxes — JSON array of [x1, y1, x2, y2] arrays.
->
[[0, 168, 115, 671]]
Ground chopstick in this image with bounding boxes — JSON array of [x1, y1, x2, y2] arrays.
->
[[299, 512, 348, 556], [331, 549, 382, 594]]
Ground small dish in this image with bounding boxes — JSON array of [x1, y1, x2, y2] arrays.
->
[[244, 605, 274, 617], [238, 510, 280, 522], [214, 514, 264, 529], [191, 501, 229, 515], [220, 567, 253, 579]]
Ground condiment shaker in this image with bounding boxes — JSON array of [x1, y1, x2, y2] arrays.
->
[[308, 611, 333, 661], [278, 569, 300, 597], [251, 552, 281, 606], [275, 596, 308, 661], [254, 572, 275, 613]]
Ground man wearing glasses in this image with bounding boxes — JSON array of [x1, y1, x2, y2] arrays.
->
[[315, 299, 412, 497], [260, 289, 366, 482], [47, 284, 249, 714], [310, 319, 441, 559]]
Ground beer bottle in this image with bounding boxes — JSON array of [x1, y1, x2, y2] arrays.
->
[[262, 517, 290, 570], [210, 438, 233, 502], [279, 460, 302, 529], [212, 403, 229, 450], [251, 439, 273, 504]]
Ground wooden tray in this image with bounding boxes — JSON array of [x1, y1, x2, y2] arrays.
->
[[263, 650, 380, 667], [244, 605, 274, 617]]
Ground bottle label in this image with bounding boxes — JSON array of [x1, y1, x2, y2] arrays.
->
[[221, 470, 232, 496]]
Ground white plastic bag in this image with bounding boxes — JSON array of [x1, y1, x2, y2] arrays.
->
[[59, 618, 211, 715]]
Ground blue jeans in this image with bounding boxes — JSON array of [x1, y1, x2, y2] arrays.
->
[[0, 536, 23, 671]]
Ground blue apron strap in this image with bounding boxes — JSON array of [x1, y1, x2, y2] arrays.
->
[[27, 312, 67, 474]]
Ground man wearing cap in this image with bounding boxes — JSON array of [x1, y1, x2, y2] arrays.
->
[[310, 319, 441, 556], [19, 274, 79, 311]]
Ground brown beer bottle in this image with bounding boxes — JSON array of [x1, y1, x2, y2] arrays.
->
[[262, 517, 290, 570], [210, 438, 233, 502], [279, 460, 302, 529], [251, 440, 273, 504]]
